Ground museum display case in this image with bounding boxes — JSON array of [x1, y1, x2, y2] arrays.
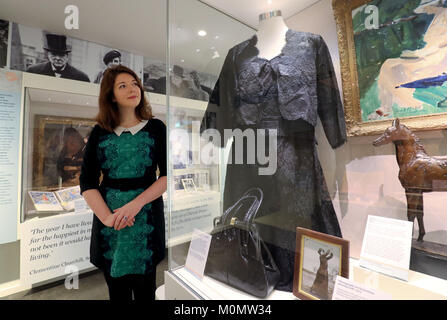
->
[[21, 87, 97, 221], [163, 0, 447, 300]]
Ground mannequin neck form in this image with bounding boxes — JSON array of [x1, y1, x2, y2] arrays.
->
[[256, 15, 289, 60]]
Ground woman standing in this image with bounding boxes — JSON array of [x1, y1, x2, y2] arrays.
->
[[80, 65, 167, 300]]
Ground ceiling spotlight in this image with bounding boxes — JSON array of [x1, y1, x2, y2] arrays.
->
[[198, 30, 207, 37], [268, 0, 272, 4], [181, 59, 185, 63], [196, 49, 200, 53], [214, 35, 219, 40]]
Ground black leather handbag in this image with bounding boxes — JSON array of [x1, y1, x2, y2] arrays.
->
[[204, 188, 280, 298]]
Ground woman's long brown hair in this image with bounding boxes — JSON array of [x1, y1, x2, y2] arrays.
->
[[96, 65, 152, 132]]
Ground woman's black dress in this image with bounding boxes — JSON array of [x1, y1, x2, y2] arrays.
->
[[202, 30, 347, 291], [80, 119, 167, 278]]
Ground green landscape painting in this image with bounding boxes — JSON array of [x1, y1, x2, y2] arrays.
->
[[353, 0, 447, 122]]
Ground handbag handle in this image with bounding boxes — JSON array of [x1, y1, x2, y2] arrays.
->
[[221, 187, 263, 225], [240, 188, 263, 222]]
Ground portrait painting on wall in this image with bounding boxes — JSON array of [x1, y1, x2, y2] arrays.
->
[[33, 115, 96, 190]]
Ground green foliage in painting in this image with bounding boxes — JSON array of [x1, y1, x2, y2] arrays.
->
[[352, 0, 433, 101]]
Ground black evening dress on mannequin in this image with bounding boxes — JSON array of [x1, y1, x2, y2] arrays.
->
[[201, 30, 347, 292]]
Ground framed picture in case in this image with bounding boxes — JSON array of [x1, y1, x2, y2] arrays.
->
[[33, 115, 96, 190], [293, 227, 349, 300]]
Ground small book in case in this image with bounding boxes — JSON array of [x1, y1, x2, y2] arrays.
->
[[28, 186, 85, 212]]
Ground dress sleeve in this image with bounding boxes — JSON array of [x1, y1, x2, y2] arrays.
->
[[79, 125, 101, 194], [316, 36, 347, 149], [155, 119, 167, 177], [200, 48, 236, 148]]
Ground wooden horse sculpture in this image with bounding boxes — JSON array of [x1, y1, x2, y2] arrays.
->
[[373, 118, 447, 241]]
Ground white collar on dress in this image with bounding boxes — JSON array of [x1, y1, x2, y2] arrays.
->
[[114, 119, 148, 136]]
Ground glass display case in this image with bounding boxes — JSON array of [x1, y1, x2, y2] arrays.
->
[[165, 0, 255, 275], [164, 0, 447, 300], [165, 98, 221, 247], [21, 87, 97, 221], [15, 73, 169, 288]]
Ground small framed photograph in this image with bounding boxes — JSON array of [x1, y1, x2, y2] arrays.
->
[[293, 227, 349, 300], [181, 178, 197, 192]]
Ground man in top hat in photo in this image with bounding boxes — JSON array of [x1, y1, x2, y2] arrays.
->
[[26, 33, 90, 82], [94, 49, 122, 84]]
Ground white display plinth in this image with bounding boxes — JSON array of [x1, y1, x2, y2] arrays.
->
[[165, 268, 296, 300], [164, 258, 447, 300], [352, 260, 447, 299]]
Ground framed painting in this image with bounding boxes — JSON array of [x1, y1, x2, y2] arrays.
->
[[293, 227, 349, 300], [33, 115, 96, 190], [333, 0, 447, 136]]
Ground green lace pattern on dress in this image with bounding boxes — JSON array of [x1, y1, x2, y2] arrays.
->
[[98, 131, 156, 278], [101, 187, 154, 278], [98, 131, 154, 179]]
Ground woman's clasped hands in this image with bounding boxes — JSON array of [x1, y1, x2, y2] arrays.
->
[[102, 199, 144, 230]]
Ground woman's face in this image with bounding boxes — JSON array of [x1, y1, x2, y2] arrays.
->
[[113, 72, 141, 110]]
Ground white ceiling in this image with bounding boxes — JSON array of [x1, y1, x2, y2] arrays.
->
[[0, 0, 319, 74], [200, 0, 321, 29]]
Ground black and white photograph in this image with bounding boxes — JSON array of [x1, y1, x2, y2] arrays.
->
[[143, 57, 217, 101], [143, 58, 166, 94], [92, 46, 143, 84], [10, 23, 143, 84], [0, 19, 9, 68], [293, 228, 349, 300], [300, 238, 341, 300]]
